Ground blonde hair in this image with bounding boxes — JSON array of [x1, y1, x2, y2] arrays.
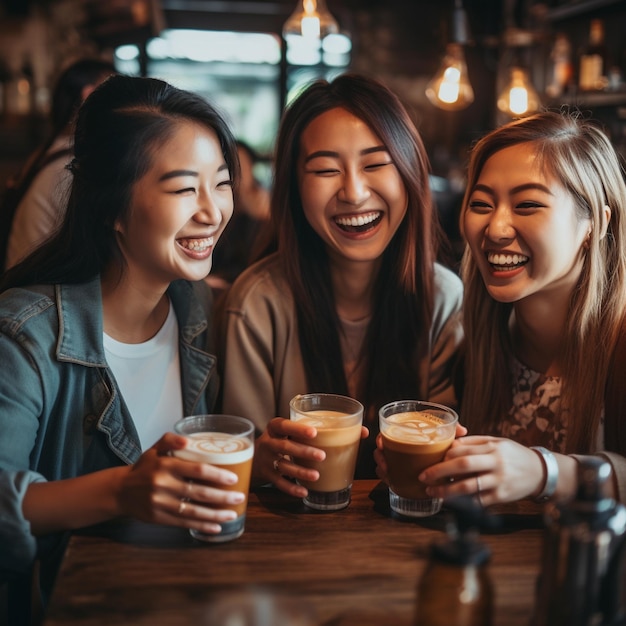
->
[[460, 111, 626, 452]]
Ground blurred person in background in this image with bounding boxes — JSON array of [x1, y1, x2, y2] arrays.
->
[[2, 57, 117, 271], [207, 139, 271, 293]]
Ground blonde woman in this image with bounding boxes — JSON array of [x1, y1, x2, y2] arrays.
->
[[417, 111, 626, 505]]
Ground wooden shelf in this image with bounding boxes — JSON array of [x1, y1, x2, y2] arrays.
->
[[547, 90, 626, 108], [544, 0, 624, 22]]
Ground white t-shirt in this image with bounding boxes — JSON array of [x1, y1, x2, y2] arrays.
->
[[104, 302, 183, 449]]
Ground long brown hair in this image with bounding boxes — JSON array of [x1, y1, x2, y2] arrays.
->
[[263, 73, 441, 419], [460, 111, 626, 452]]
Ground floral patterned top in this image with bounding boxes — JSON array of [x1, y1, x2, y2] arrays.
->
[[497, 357, 568, 452], [496, 357, 604, 453]]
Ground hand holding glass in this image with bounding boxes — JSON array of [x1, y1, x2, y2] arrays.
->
[[379, 400, 458, 517], [289, 393, 364, 511], [173, 414, 254, 542]]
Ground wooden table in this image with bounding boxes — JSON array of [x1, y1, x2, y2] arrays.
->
[[43, 480, 546, 625]]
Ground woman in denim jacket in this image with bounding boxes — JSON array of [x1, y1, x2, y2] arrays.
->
[[0, 75, 241, 611]]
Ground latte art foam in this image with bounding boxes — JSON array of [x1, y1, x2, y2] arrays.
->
[[384, 411, 450, 444], [189, 433, 249, 454], [177, 432, 253, 465]]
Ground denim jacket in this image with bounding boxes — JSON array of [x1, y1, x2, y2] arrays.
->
[[0, 277, 218, 581]]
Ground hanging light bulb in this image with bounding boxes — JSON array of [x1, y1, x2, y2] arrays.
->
[[425, 0, 474, 111], [283, 0, 339, 41], [497, 66, 540, 117], [426, 43, 474, 111]]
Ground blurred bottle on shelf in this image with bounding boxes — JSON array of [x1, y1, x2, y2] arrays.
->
[[546, 32, 573, 98], [607, 65, 623, 91], [579, 18, 608, 91], [606, 41, 626, 91]]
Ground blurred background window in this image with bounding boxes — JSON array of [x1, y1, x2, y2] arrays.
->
[[114, 27, 351, 179]]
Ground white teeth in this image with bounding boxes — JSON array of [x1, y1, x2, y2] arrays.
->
[[179, 237, 213, 252], [487, 252, 529, 266], [334, 211, 381, 227]]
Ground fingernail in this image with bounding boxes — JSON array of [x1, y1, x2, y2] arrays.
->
[[224, 472, 238, 485], [418, 472, 426, 482], [229, 492, 245, 504]]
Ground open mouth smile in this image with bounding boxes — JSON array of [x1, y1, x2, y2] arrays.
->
[[487, 252, 529, 271], [333, 211, 383, 233], [177, 236, 214, 253]]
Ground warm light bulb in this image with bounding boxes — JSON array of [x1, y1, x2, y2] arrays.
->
[[426, 43, 474, 111], [509, 87, 528, 115], [497, 67, 541, 117], [438, 67, 461, 103], [283, 0, 339, 40], [301, 16, 321, 38]]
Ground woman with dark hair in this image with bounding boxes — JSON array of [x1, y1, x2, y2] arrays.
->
[[219, 73, 464, 496], [0, 75, 241, 604], [415, 111, 626, 505]]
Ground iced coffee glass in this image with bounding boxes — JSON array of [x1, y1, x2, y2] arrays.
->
[[173, 414, 255, 542], [379, 400, 458, 517], [289, 393, 364, 511]]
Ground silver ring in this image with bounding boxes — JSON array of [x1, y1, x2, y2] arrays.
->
[[273, 457, 281, 472], [178, 500, 187, 515]]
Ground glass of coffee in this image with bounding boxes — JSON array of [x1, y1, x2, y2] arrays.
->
[[173, 414, 255, 542], [289, 393, 364, 511], [379, 400, 458, 517]]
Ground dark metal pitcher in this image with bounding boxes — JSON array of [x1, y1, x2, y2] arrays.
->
[[531, 456, 626, 626]]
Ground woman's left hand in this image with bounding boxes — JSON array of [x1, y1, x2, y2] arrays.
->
[[418, 435, 544, 506]]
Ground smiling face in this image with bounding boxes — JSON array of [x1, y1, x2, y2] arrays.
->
[[115, 121, 234, 287], [463, 142, 591, 306], [297, 107, 408, 268]]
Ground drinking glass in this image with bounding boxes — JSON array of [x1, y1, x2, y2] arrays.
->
[[289, 393, 363, 511], [173, 414, 255, 542], [379, 400, 458, 517]]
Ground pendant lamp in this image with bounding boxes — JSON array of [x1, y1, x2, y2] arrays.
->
[[425, 0, 474, 111], [283, 0, 339, 40]]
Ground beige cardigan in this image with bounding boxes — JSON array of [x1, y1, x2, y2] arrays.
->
[[218, 253, 464, 476]]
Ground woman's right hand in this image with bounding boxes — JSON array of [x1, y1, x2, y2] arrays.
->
[[117, 432, 246, 537], [253, 417, 326, 497]]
